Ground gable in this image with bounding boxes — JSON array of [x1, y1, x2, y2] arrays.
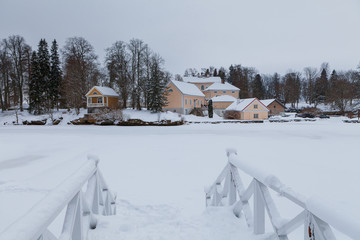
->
[[88, 87, 102, 96], [243, 99, 269, 112], [167, 82, 182, 95]]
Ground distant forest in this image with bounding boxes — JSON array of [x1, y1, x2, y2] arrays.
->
[[181, 62, 360, 113], [0, 35, 359, 115]]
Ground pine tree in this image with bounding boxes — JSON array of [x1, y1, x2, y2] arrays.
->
[[147, 55, 168, 112], [251, 74, 264, 99], [208, 99, 213, 118], [29, 51, 43, 114], [213, 68, 218, 77], [315, 68, 328, 104], [37, 39, 51, 111], [49, 39, 61, 109]]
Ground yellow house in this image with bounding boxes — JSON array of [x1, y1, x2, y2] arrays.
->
[[224, 98, 269, 120], [163, 80, 205, 114], [211, 95, 237, 117], [204, 82, 240, 99], [86, 86, 119, 113]]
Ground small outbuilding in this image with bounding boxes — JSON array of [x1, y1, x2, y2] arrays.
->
[[260, 99, 285, 115], [224, 98, 269, 120], [86, 86, 119, 113]]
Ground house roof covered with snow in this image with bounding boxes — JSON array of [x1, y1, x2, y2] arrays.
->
[[226, 98, 269, 111], [211, 95, 237, 102], [205, 82, 239, 91], [261, 99, 285, 108], [86, 86, 119, 97], [183, 76, 222, 84], [170, 80, 205, 97]]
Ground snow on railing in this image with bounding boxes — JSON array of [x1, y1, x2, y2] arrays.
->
[[205, 149, 360, 240], [0, 155, 116, 240]]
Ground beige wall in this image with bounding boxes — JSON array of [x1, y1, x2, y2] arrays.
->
[[267, 101, 285, 115], [164, 82, 183, 109], [163, 82, 205, 114], [213, 101, 233, 109], [224, 100, 269, 120], [205, 90, 239, 99], [190, 82, 213, 92]]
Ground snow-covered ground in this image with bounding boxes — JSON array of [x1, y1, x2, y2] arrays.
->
[[0, 119, 359, 239]]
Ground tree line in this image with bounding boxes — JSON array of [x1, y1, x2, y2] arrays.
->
[[0, 35, 169, 114], [184, 63, 360, 113]]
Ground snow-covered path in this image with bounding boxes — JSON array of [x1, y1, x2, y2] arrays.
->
[[88, 201, 270, 240], [0, 119, 359, 239]]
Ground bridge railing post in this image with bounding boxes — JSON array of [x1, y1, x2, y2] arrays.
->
[[253, 179, 265, 235]]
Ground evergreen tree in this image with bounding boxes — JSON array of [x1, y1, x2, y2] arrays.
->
[[49, 39, 61, 109], [213, 68, 218, 77], [37, 39, 51, 111], [251, 74, 264, 99], [29, 51, 43, 114], [147, 55, 168, 112], [208, 99, 213, 118], [315, 68, 328, 104]]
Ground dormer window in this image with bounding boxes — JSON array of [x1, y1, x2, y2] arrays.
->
[[201, 85, 204, 90]]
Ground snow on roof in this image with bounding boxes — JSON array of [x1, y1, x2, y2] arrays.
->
[[183, 76, 222, 84], [86, 86, 119, 97], [170, 80, 205, 97], [260, 99, 276, 106], [261, 99, 285, 108], [205, 82, 240, 91], [211, 95, 237, 102], [226, 98, 269, 111]]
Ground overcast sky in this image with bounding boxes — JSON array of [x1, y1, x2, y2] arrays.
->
[[1, 0, 359, 76]]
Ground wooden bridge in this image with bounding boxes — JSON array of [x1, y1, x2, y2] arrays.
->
[[0, 151, 359, 240]]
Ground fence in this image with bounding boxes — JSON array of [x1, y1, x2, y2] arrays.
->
[[205, 149, 360, 239], [0, 155, 116, 240]]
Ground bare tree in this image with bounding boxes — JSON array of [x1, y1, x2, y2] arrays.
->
[[3, 35, 31, 111], [128, 39, 147, 110], [105, 41, 130, 108], [61, 37, 100, 113], [303, 67, 318, 104], [0, 42, 12, 111]]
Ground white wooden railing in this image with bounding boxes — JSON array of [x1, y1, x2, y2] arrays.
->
[[0, 155, 116, 240], [205, 149, 360, 240]]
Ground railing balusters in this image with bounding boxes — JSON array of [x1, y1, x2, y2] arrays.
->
[[253, 180, 265, 235], [205, 149, 356, 239], [0, 156, 116, 240]]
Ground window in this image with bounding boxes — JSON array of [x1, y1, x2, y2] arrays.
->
[[190, 99, 192, 105], [87, 98, 91, 103], [254, 114, 259, 119], [97, 97, 103, 103], [93, 91, 98, 95], [223, 91, 226, 93], [168, 88, 173, 92], [214, 91, 217, 93], [254, 104, 258, 109], [201, 85, 204, 90], [232, 91, 235, 93], [201, 100, 203, 106], [274, 105, 276, 108], [185, 99, 187, 105]]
